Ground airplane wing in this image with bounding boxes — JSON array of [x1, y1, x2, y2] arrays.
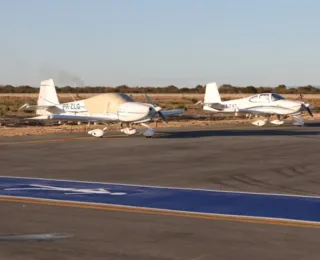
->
[[150, 109, 184, 124], [160, 109, 184, 116], [235, 108, 275, 116], [26, 114, 119, 122]]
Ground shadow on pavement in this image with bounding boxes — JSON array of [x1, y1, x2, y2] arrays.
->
[[157, 123, 320, 139]]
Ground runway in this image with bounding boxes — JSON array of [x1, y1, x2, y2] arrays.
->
[[0, 123, 320, 259]]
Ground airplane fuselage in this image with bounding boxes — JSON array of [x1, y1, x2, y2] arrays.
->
[[36, 94, 158, 123], [204, 93, 304, 116]]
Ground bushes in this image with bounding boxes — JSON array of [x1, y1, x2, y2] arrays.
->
[[1, 84, 319, 94]]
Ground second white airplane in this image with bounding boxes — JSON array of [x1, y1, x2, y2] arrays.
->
[[196, 82, 313, 126]]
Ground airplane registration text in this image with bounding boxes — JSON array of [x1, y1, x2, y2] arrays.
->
[[62, 103, 81, 110]]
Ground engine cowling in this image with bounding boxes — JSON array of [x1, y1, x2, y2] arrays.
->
[[118, 103, 151, 122]]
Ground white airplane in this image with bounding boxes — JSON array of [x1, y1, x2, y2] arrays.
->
[[19, 79, 184, 138], [196, 82, 313, 126]]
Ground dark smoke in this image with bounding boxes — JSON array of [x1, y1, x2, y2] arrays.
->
[[39, 66, 85, 87]]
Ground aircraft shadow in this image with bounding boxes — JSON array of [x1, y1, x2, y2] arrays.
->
[[304, 122, 320, 127], [157, 124, 320, 139]]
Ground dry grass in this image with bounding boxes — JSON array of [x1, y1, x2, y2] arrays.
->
[[1, 93, 320, 99]]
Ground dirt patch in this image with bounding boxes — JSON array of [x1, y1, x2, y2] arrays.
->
[[0, 114, 318, 137]]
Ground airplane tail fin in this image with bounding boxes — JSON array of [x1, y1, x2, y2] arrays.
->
[[204, 82, 221, 104], [37, 79, 59, 106]]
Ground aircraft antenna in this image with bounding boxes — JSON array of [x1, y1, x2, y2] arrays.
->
[[69, 92, 77, 101], [237, 87, 245, 98]]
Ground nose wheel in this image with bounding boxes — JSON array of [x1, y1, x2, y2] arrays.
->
[[119, 123, 155, 138], [140, 123, 155, 138], [293, 116, 304, 126], [120, 123, 137, 136]]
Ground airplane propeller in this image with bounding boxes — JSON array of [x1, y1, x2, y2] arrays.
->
[[144, 94, 168, 123], [298, 93, 313, 117], [302, 103, 313, 117]]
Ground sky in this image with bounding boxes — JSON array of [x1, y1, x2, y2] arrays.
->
[[1, 0, 320, 88]]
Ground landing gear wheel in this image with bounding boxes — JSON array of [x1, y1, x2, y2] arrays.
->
[[140, 123, 155, 138], [120, 127, 137, 135]]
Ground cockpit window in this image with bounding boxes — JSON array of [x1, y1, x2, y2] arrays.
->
[[249, 95, 259, 102], [259, 93, 270, 102], [119, 93, 135, 102], [271, 93, 285, 101]]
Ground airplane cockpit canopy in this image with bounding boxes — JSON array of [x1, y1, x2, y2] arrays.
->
[[249, 94, 269, 102], [249, 93, 285, 103], [271, 93, 285, 101], [118, 93, 135, 102]]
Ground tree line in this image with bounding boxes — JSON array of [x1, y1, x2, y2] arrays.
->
[[0, 84, 319, 94]]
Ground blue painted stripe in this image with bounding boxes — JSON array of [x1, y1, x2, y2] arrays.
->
[[0, 176, 320, 223]]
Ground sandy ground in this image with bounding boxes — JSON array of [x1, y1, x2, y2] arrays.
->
[[0, 113, 318, 137], [0, 119, 248, 137]]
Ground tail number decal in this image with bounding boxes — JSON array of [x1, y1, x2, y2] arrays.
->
[[63, 103, 81, 110]]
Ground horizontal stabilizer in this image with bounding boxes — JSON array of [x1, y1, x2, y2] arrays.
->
[[196, 101, 224, 110], [27, 114, 119, 122], [19, 103, 56, 111]]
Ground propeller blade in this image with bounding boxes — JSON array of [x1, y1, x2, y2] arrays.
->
[[306, 106, 313, 117], [302, 103, 313, 117], [144, 94, 155, 106], [144, 93, 168, 123], [154, 106, 162, 112], [158, 111, 168, 123]]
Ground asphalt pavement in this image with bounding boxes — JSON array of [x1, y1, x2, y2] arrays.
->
[[0, 123, 319, 260]]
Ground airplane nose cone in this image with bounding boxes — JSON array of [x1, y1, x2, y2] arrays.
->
[[300, 101, 310, 109], [154, 106, 162, 112], [301, 102, 313, 117], [303, 102, 311, 108]]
